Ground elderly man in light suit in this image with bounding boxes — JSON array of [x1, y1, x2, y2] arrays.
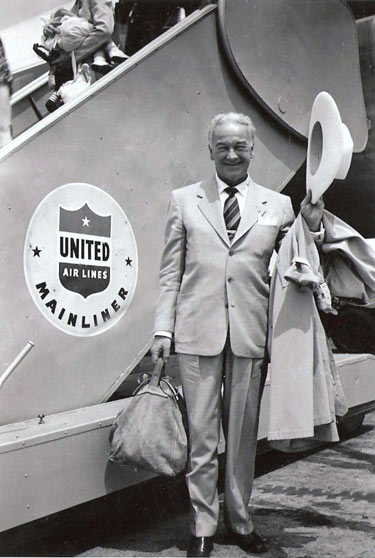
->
[[151, 113, 323, 557]]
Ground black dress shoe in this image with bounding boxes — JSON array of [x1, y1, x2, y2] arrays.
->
[[187, 536, 214, 557], [229, 530, 267, 554]]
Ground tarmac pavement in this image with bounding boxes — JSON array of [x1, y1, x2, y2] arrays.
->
[[1, 412, 374, 558]]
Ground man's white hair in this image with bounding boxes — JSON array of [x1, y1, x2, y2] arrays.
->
[[208, 112, 256, 147]]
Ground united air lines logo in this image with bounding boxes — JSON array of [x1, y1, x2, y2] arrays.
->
[[59, 204, 111, 298], [24, 183, 138, 336]]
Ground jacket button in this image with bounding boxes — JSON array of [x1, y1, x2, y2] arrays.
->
[[228, 250, 234, 256], [227, 277, 234, 283]]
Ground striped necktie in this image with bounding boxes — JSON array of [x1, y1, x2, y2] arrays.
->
[[223, 187, 241, 241]]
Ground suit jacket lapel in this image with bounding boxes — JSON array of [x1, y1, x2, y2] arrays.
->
[[197, 177, 229, 246], [232, 180, 260, 244]]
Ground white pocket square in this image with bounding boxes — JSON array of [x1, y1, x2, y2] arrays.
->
[[257, 214, 278, 226]]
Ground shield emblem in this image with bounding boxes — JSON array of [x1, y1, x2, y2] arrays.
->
[[58, 203, 111, 298]]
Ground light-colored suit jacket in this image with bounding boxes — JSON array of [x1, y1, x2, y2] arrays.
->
[[154, 176, 295, 357]]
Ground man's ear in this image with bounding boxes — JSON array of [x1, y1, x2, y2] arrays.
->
[[209, 144, 214, 160]]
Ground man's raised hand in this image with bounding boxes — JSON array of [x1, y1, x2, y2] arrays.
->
[[300, 189, 324, 232]]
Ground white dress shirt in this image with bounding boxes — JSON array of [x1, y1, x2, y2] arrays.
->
[[216, 173, 250, 215]]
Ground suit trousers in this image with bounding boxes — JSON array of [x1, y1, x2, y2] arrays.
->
[[178, 343, 264, 537]]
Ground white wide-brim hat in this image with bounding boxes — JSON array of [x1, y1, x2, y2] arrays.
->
[[306, 91, 353, 204]]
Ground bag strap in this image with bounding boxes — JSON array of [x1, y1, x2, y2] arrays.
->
[[71, 50, 78, 78], [149, 357, 164, 387]]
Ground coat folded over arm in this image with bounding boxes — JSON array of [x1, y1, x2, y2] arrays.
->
[[267, 210, 375, 452]]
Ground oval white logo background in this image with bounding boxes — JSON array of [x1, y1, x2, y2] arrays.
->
[[24, 183, 138, 336]]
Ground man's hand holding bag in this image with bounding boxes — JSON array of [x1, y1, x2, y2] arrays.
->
[[108, 358, 188, 477]]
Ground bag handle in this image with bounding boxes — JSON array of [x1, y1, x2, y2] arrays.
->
[[149, 357, 164, 387]]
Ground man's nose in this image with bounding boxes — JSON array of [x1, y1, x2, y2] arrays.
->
[[226, 147, 238, 160]]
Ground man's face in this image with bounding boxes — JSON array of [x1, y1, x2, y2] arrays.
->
[[209, 121, 254, 186]]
